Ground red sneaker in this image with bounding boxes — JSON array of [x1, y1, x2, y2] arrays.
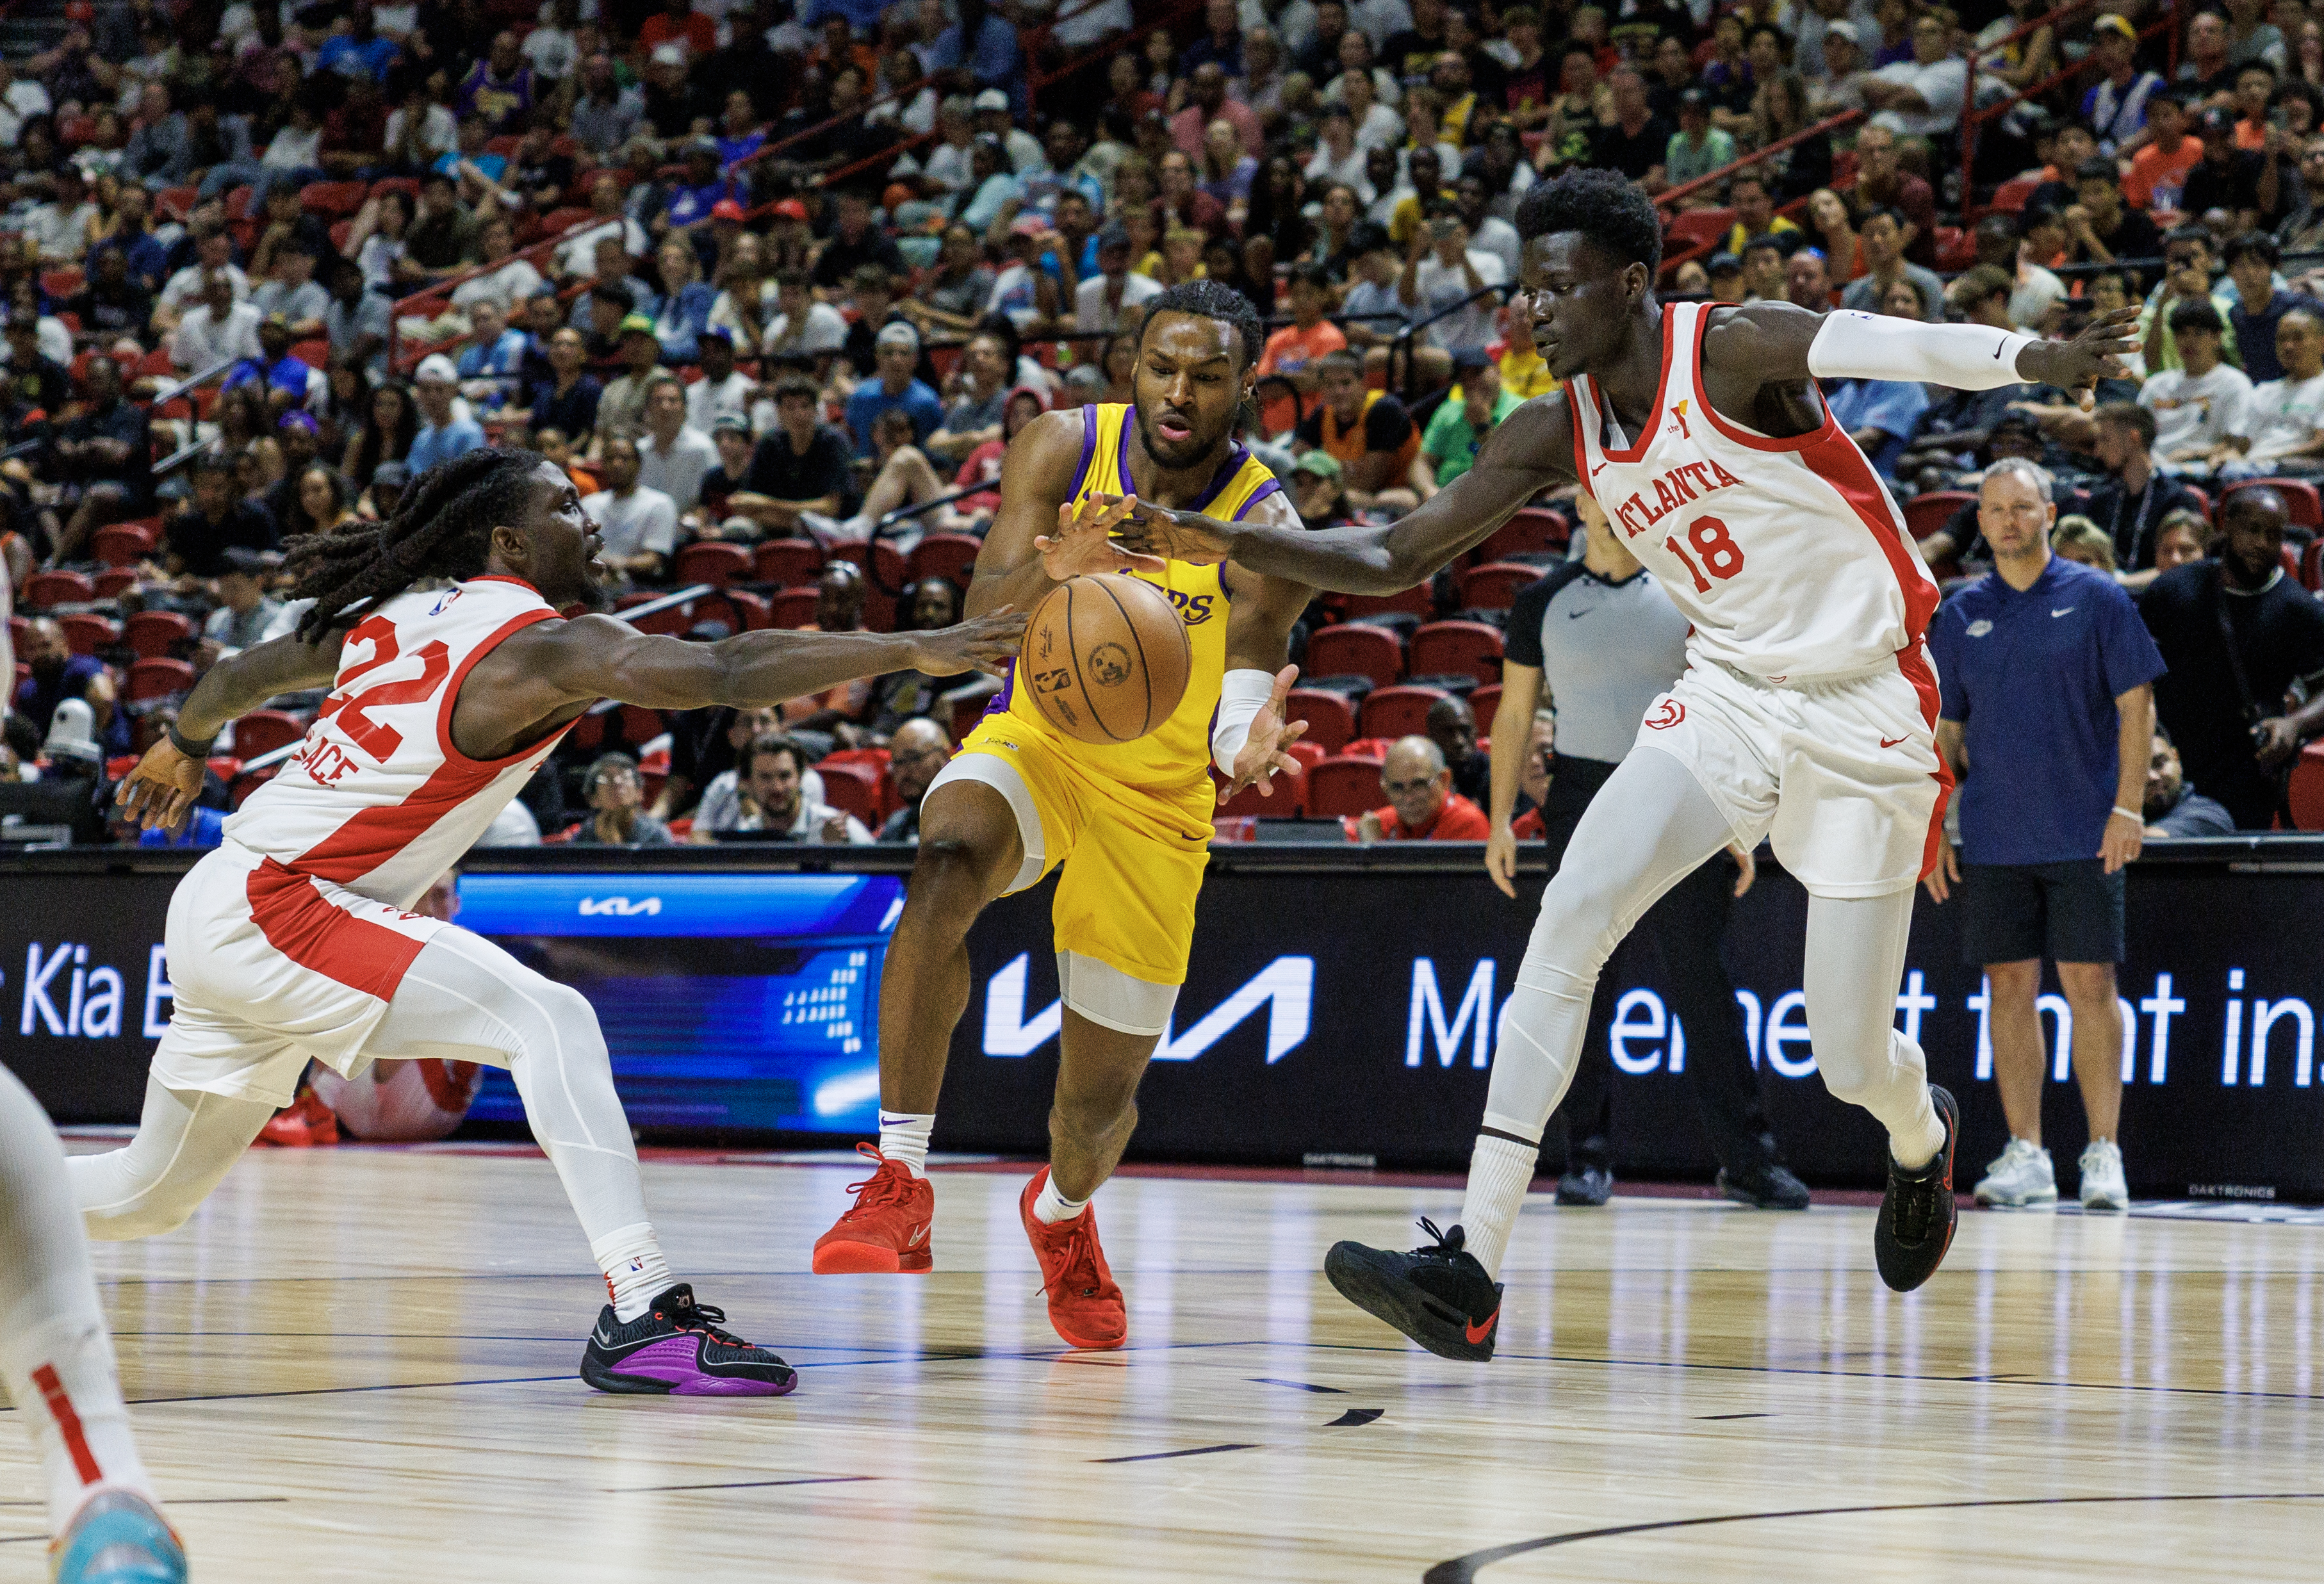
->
[[254, 1090, 340, 1148], [1019, 1168, 1126, 1350], [812, 1143, 935, 1273]]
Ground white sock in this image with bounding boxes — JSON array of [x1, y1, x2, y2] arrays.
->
[[589, 1223, 676, 1323], [4, 1315, 152, 1533], [879, 1111, 935, 1178], [1457, 1118, 1541, 1282], [1032, 1173, 1090, 1225]]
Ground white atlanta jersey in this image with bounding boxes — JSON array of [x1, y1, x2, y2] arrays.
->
[[1568, 299, 1941, 682], [154, 575, 580, 1105]]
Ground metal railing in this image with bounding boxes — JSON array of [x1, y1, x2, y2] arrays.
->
[[1386, 281, 1513, 395], [1958, 0, 2182, 206], [1654, 108, 1867, 213]]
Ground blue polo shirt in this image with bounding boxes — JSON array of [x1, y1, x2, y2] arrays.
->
[[1927, 555, 2167, 867], [844, 377, 944, 457]]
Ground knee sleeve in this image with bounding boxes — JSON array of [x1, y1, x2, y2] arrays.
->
[[1056, 951, 1178, 1038]]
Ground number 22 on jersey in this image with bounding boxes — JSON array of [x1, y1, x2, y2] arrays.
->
[[316, 614, 452, 763]]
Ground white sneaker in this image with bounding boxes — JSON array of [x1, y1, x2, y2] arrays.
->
[[2079, 1139, 2129, 1212], [1972, 1138, 2058, 1207]]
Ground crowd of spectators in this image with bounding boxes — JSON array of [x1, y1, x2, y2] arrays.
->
[[2, 0, 2324, 848]]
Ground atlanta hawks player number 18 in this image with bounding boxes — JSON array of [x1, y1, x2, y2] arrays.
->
[[97, 449, 1024, 1395], [1115, 169, 2136, 1361]]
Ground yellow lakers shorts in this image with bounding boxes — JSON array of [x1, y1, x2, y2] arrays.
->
[[935, 715, 1215, 986]]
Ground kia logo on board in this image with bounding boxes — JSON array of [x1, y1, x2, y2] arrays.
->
[[578, 896, 662, 917]]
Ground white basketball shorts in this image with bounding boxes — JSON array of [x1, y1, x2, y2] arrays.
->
[[1633, 644, 1952, 899], [149, 842, 446, 1106]]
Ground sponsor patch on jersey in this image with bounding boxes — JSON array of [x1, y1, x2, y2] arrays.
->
[[1966, 619, 1994, 637]]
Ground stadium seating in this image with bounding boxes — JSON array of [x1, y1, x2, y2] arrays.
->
[[1409, 621, 1504, 686], [755, 539, 826, 586], [125, 610, 193, 660], [231, 710, 309, 760], [675, 541, 752, 589], [1305, 756, 1384, 818], [1284, 689, 1356, 753], [1305, 624, 1403, 688], [1359, 684, 1448, 740]]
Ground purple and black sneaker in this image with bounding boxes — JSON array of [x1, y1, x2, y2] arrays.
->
[[579, 1284, 799, 1396]]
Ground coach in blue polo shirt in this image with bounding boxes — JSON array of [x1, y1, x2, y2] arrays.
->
[[1925, 457, 2166, 1216]]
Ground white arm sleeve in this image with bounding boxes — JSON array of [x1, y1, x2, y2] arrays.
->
[[1211, 668, 1277, 776], [1806, 310, 2036, 391]]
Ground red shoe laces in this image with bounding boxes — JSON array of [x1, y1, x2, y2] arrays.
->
[[1036, 1220, 1104, 1300], [840, 1141, 916, 1218]]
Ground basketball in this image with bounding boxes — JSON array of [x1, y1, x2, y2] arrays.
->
[[1021, 573, 1191, 744]]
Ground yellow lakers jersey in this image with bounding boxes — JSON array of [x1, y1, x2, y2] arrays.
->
[[992, 404, 1280, 790]]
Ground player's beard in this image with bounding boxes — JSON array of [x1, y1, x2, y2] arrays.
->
[[1135, 400, 1228, 472]]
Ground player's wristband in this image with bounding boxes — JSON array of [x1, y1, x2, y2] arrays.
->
[[167, 723, 218, 760], [1807, 311, 2036, 391], [1211, 668, 1276, 776], [2111, 805, 2142, 823]]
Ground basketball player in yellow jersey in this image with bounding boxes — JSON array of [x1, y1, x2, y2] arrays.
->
[[812, 282, 1314, 1349]]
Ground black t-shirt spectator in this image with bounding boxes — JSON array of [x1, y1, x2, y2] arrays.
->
[[744, 424, 855, 503], [666, 705, 739, 815], [643, 80, 708, 140], [6, 355, 69, 418], [697, 461, 749, 519], [2087, 473, 2207, 571], [2141, 559, 2324, 828], [513, 151, 576, 208], [2231, 289, 2324, 384], [1591, 115, 1676, 182], [2181, 150, 2269, 221], [810, 228, 909, 291], [60, 400, 154, 508], [65, 279, 154, 339], [165, 501, 278, 577], [524, 374, 602, 441], [2086, 205, 2163, 263]]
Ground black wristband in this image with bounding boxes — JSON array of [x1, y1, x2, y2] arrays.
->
[[167, 723, 218, 759]]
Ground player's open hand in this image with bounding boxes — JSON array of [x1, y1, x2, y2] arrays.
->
[[2099, 808, 2144, 873], [1922, 840, 1961, 904], [1035, 493, 1166, 581], [1111, 502, 1235, 566], [1218, 664, 1309, 804], [114, 737, 205, 835], [1484, 822, 1520, 897], [2020, 305, 2140, 411], [907, 607, 1028, 677]]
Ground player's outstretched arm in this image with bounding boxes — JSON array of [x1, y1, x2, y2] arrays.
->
[[1118, 394, 1579, 596], [510, 609, 1029, 715], [1703, 300, 2140, 404], [116, 628, 354, 831]]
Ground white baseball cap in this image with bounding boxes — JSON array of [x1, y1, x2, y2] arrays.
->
[[974, 88, 1010, 112], [414, 354, 459, 384]]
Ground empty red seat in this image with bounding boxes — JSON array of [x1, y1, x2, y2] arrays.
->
[[1409, 621, 1504, 685], [753, 539, 825, 586], [1305, 756, 1384, 819], [616, 704, 667, 747], [1215, 754, 1306, 817], [2291, 742, 2324, 830], [1459, 562, 1539, 610], [1904, 491, 1974, 542], [230, 709, 309, 760], [230, 765, 279, 808], [94, 569, 140, 600], [1990, 176, 2040, 211], [58, 613, 117, 657], [300, 181, 370, 217], [675, 541, 752, 589], [124, 610, 193, 660], [1663, 207, 1736, 252], [1469, 682, 1503, 723], [128, 657, 197, 702], [1474, 508, 1567, 563], [1360, 684, 1450, 740], [906, 532, 983, 588], [726, 588, 771, 629], [1284, 687, 1355, 753], [2304, 539, 2324, 592], [769, 586, 820, 628], [2222, 477, 2324, 528], [1341, 584, 1434, 620], [288, 338, 331, 370], [816, 761, 883, 828], [1305, 623, 1403, 687], [92, 521, 156, 567], [24, 571, 94, 609]]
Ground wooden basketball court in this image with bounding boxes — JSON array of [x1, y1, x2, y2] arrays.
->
[[21, 1142, 2324, 1581]]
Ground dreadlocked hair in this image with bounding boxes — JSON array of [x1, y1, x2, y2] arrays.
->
[[288, 448, 543, 642]]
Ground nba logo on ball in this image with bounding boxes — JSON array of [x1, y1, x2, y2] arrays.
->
[[1024, 575, 1192, 744]]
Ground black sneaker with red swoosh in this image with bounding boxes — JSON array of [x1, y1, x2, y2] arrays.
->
[[1324, 1219, 1505, 1362]]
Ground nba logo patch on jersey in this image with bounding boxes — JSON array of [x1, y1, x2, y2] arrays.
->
[[429, 588, 464, 617]]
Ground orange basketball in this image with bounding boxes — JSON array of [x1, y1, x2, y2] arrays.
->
[[1021, 574, 1192, 744]]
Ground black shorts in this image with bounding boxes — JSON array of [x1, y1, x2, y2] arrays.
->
[[1959, 859, 2126, 966]]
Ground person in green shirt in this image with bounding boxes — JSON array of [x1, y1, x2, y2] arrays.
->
[[1664, 90, 1737, 190], [1414, 354, 1523, 498]]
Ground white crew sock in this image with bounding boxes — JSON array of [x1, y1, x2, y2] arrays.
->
[[1457, 1116, 1543, 1281], [589, 1223, 676, 1322], [4, 1316, 152, 1532], [1032, 1173, 1090, 1225], [879, 1111, 935, 1178]]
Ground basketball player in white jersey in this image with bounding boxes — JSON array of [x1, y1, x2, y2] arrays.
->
[[102, 448, 1024, 1394], [1118, 168, 2135, 1359]]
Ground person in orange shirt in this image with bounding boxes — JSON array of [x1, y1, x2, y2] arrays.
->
[[1293, 350, 1420, 514], [2123, 93, 2203, 211], [1255, 264, 1347, 435], [1345, 735, 1492, 842]]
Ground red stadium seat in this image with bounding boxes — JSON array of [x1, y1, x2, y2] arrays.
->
[[1904, 491, 1974, 542], [1305, 623, 1403, 687], [1338, 737, 1393, 761], [1285, 689, 1355, 753], [24, 571, 94, 609], [288, 339, 331, 370], [816, 761, 885, 828], [367, 176, 420, 202], [1285, 739, 1326, 772], [1473, 507, 1567, 564], [1470, 682, 1502, 722], [58, 614, 117, 657], [753, 539, 825, 586], [1341, 584, 1433, 619], [843, 541, 907, 630], [2222, 477, 2324, 528], [39, 267, 83, 300], [906, 532, 983, 589], [1305, 755, 1384, 819], [1215, 755, 1306, 817], [1459, 562, 1539, 610], [953, 692, 995, 743], [1663, 208, 1735, 253], [1991, 177, 2040, 211], [155, 185, 199, 220], [675, 541, 752, 589], [1409, 621, 1504, 685], [616, 704, 667, 748], [300, 181, 370, 217], [2180, 484, 2211, 519], [769, 586, 820, 628], [94, 569, 140, 601], [92, 521, 157, 567], [230, 709, 309, 760], [822, 746, 895, 821], [128, 658, 197, 703], [230, 766, 282, 808], [1360, 684, 1450, 739], [2304, 539, 2324, 592], [2291, 742, 2324, 829], [726, 588, 771, 629]]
